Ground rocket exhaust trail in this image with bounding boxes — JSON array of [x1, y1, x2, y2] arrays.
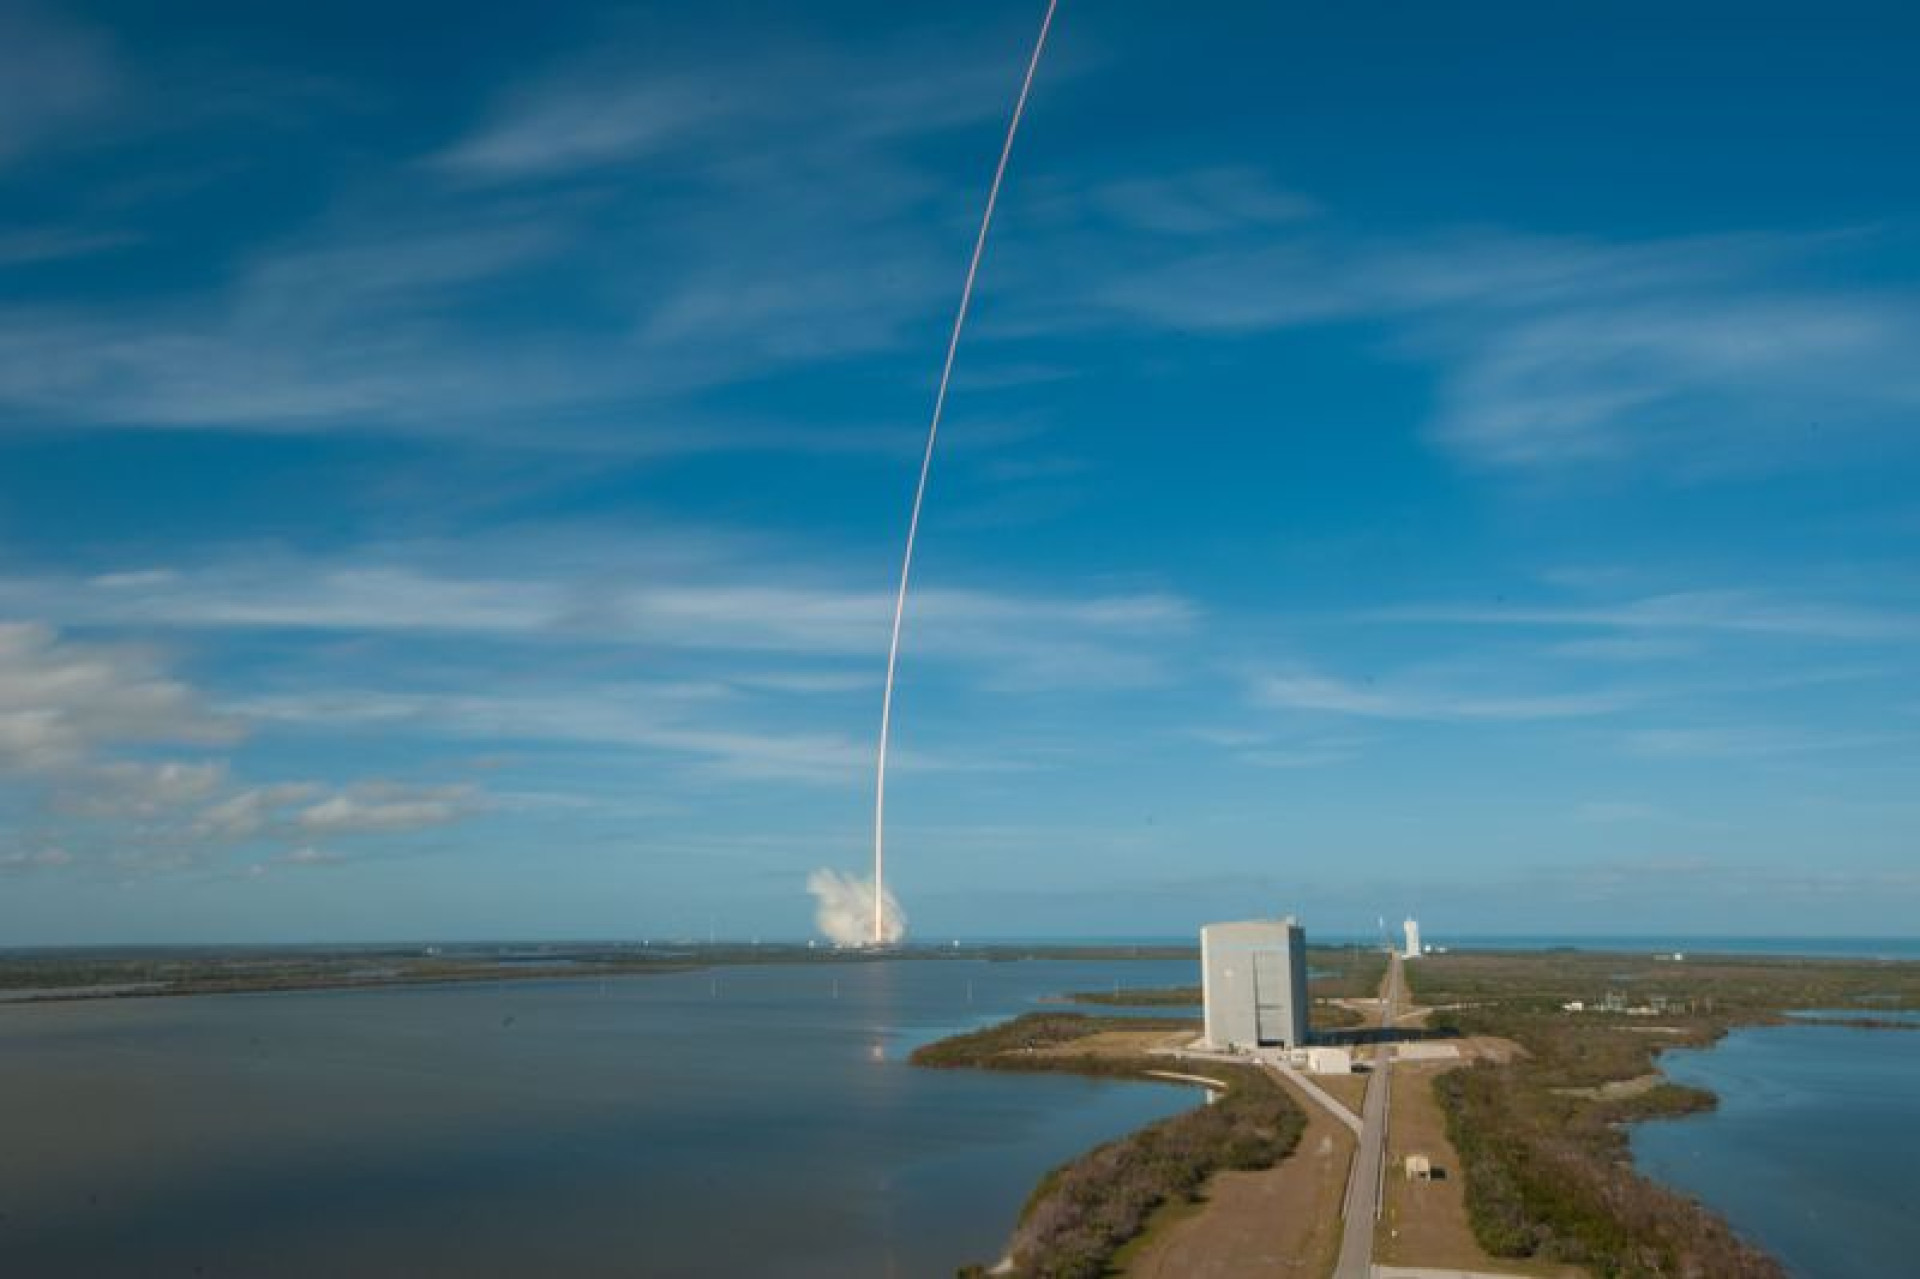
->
[[870, 0, 1060, 946]]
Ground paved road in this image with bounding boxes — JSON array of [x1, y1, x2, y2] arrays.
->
[[1270, 1060, 1364, 1136], [1373, 1269, 1533, 1279], [1332, 952, 1402, 1279]]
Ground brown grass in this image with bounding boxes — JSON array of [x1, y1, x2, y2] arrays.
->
[[1121, 1069, 1351, 1279]]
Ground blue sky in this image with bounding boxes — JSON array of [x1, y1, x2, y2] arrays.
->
[[2, 0, 1916, 943]]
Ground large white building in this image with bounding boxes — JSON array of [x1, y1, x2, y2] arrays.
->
[[1403, 917, 1423, 960], [1201, 917, 1310, 1051]]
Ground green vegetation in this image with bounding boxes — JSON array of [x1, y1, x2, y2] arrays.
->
[[1062, 945, 1384, 1029], [1066, 986, 1201, 1007], [1407, 948, 1920, 1278], [1306, 945, 1390, 998], [912, 1011, 1194, 1075], [1433, 1066, 1765, 1275], [0, 945, 705, 999], [918, 1012, 1304, 1279], [0, 942, 1204, 1003]]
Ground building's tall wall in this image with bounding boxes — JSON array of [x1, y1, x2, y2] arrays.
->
[[1403, 917, 1422, 960], [1201, 918, 1309, 1050]]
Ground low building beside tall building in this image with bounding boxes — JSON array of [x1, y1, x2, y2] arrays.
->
[[1201, 916, 1310, 1050]]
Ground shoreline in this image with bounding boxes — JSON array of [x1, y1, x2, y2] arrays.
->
[[0, 943, 1204, 1007], [940, 949, 1920, 1278], [1623, 1011, 1920, 1277], [909, 1011, 1304, 1277]]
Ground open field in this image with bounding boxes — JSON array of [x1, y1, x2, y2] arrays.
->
[[1121, 1067, 1350, 1279]]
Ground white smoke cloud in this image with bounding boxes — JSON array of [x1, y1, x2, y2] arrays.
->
[[807, 868, 906, 946]]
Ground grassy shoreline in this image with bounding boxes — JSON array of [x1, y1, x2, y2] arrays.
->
[[911, 1011, 1304, 1278]]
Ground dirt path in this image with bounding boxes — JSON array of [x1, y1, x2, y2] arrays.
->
[[1121, 1069, 1352, 1278]]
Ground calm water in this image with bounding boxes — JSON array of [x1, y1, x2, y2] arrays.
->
[[1632, 1020, 1920, 1277], [0, 959, 1200, 1278]]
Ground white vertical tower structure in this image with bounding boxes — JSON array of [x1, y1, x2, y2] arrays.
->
[[1403, 916, 1423, 960], [1202, 917, 1310, 1051]]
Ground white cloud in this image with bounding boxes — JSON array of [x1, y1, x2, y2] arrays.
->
[[189, 780, 478, 840], [192, 782, 324, 840], [0, 550, 1194, 686], [433, 75, 731, 181], [52, 759, 228, 818], [0, 622, 239, 771], [1375, 589, 1920, 642], [1255, 667, 1630, 723], [0, 846, 73, 874], [1085, 168, 1318, 237], [0, 18, 1089, 441], [1042, 213, 1920, 475], [264, 846, 347, 871], [1430, 294, 1920, 470], [295, 783, 478, 834], [234, 688, 912, 786], [432, 21, 1056, 186]]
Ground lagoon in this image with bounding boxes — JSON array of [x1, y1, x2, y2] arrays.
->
[[0, 959, 1200, 1278], [1632, 1019, 1920, 1277]]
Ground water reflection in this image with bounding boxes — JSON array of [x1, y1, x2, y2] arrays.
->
[[0, 958, 1199, 1278]]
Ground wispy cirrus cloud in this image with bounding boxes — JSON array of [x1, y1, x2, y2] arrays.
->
[[1025, 209, 1920, 475], [0, 226, 140, 267], [1254, 666, 1632, 722], [192, 775, 483, 844], [193, 782, 324, 840], [0, 17, 1079, 442], [1076, 167, 1319, 238], [252, 846, 347, 874], [0, 846, 74, 875], [1619, 726, 1900, 760], [50, 759, 228, 818], [230, 684, 1017, 787], [0, 541, 1194, 687], [294, 783, 480, 835], [1370, 588, 1920, 642], [432, 74, 733, 182]]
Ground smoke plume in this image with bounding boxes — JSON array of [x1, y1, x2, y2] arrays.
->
[[808, 868, 906, 946]]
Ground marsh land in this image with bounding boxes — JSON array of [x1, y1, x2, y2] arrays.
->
[[918, 944, 1920, 1279]]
